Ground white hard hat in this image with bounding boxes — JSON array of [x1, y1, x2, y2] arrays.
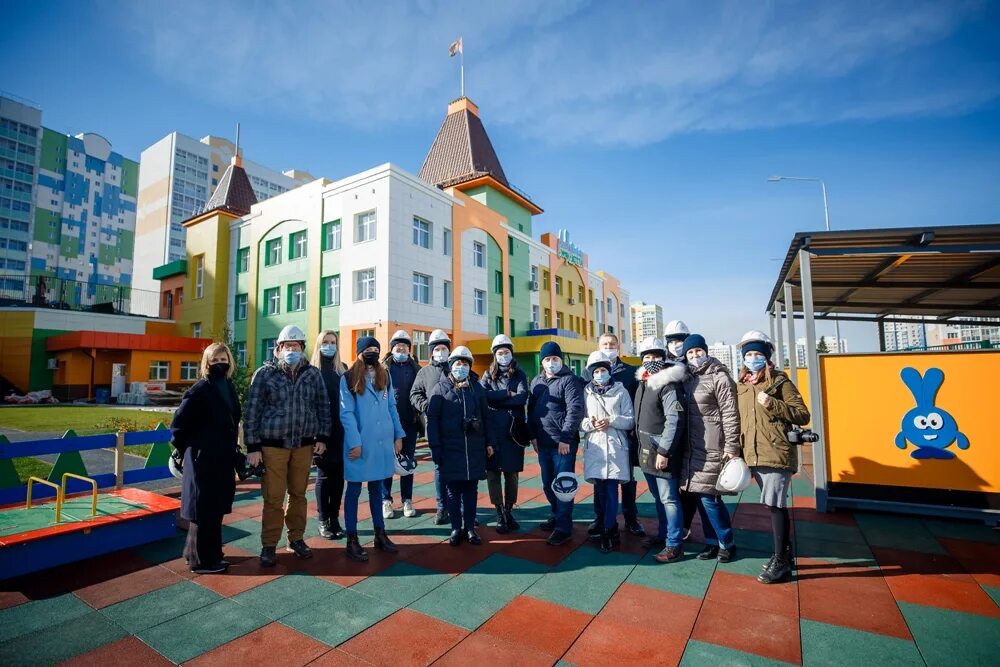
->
[[449, 345, 474, 365], [389, 330, 411, 347], [738, 330, 774, 356], [393, 452, 418, 477], [491, 334, 514, 352], [664, 320, 690, 341], [168, 450, 184, 479], [638, 336, 667, 358], [277, 325, 306, 344], [586, 350, 612, 370], [716, 457, 752, 493], [429, 329, 451, 348], [551, 472, 579, 503]]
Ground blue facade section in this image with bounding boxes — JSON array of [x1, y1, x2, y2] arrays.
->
[[65, 171, 89, 205], [38, 173, 64, 192], [119, 272, 131, 286], [108, 152, 123, 168], [56, 267, 78, 280], [67, 135, 85, 153], [85, 155, 105, 175], [31, 257, 47, 271]]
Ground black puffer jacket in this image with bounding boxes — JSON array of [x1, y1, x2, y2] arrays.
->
[[528, 366, 585, 449], [384, 355, 421, 433], [426, 374, 492, 482], [633, 362, 687, 479], [480, 364, 529, 473]]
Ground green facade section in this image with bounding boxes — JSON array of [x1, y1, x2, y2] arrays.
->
[[116, 229, 134, 260], [487, 236, 503, 337], [255, 227, 309, 360], [60, 235, 78, 260], [29, 328, 65, 391], [98, 243, 117, 266], [33, 208, 60, 243], [152, 259, 186, 280], [120, 158, 139, 197], [506, 233, 531, 336], [39, 128, 67, 173], [464, 185, 534, 236]]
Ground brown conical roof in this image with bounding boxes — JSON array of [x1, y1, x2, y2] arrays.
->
[[419, 97, 510, 189], [204, 155, 257, 216]]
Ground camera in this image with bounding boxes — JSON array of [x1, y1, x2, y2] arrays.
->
[[786, 427, 820, 445], [464, 417, 483, 434], [235, 451, 266, 480]]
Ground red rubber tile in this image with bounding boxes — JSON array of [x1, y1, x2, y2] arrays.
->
[[692, 598, 801, 665], [12, 550, 152, 598], [705, 570, 798, 619], [797, 563, 911, 639], [791, 507, 857, 527], [478, 595, 591, 658], [0, 590, 29, 610], [600, 582, 701, 638], [434, 632, 555, 667], [160, 556, 198, 580], [303, 548, 397, 588], [564, 615, 687, 667], [339, 609, 468, 665], [194, 551, 288, 597], [186, 621, 330, 666], [74, 563, 185, 609], [732, 512, 775, 532], [939, 538, 1000, 589], [60, 635, 173, 666], [403, 539, 497, 575], [883, 571, 1000, 618], [306, 648, 374, 665], [792, 495, 817, 509], [872, 546, 975, 582]]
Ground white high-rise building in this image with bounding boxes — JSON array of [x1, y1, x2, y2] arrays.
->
[[631, 301, 663, 347], [882, 318, 928, 351], [709, 341, 739, 376], [133, 132, 313, 291]]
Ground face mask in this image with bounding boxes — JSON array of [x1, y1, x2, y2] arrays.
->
[[543, 359, 562, 374], [667, 341, 684, 358], [643, 359, 665, 375], [452, 365, 470, 380], [209, 362, 229, 378], [592, 370, 610, 386], [282, 350, 301, 366], [432, 350, 449, 363], [745, 355, 767, 372], [320, 344, 337, 358], [496, 351, 512, 366], [362, 351, 380, 366], [602, 348, 619, 362], [392, 352, 408, 363], [688, 355, 709, 368]]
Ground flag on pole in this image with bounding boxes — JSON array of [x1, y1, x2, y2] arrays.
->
[[449, 37, 463, 57]]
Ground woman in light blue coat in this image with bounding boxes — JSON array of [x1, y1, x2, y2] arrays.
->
[[340, 336, 404, 562]]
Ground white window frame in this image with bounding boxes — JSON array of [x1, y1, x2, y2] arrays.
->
[[263, 338, 277, 359], [354, 268, 376, 302], [322, 275, 341, 307], [442, 228, 451, 256], [180, 361, 199, 381], [264, 287, 280, 315], [290, 231, 307, 260], [194, 255, 204, 299], [412, 217, 432, 249], [234, 342, 247, 366], [323, 220, 341, 251], [474, 289, 485, 315], [192, 322, 202, 338], [443, 280, 453, 308], [473, 241, 485, 268], [355, 210, 376, 243], [266, 238, 282, 266], [412, 272, 432, 305], [149, 361, 170, 381], [236, 293, 248, 321], [289, 282, 306, 312]]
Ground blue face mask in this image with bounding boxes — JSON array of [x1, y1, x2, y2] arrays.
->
[[282, 350, 302, 366], [592, 370, 611, 386], [745, 355, 767, 372], [543, 359, 562, 375], [688, 355, 709, 368], [452, 365, 470, 380], [392, 352, 408, 363], [320, 344, 337, 358]]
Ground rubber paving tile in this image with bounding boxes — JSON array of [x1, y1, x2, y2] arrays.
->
[[100, 580, 222, 634], [882, 568, 1000, 617], [0, 609, 128, 666], [797, 560, 912, 640], [232, 571, 343, 620], [348, 561, 452, 608], [598, 582, 702, 638], [523, 544, 642, 614], [185, 621, 332, 666], [679, 639, 797, 666], [625, 543, 718, 599], [73, 562, 185, 609], [899, 600, 1000, 666], [338, 608, 469, 666], [136, 598, 270, 664], [562, 615, 688, 666], [692, 598, 802, 665], [0, 592, 92, 642], [59, 635, 174, 666], [434, 631, 556, 667], [798, 618, 924, 666], [705, 570, 798, 619], [281, 587, 400, 647], [853, 513, 947, 555], [477, 595, 592, 659]]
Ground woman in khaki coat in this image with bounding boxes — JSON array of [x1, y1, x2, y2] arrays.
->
[[737, 331, 809, 585]]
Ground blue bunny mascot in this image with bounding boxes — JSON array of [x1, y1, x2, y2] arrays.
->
[[895, 367, 969, 460]]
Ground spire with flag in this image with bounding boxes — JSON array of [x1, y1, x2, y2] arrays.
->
[[449, 36, 464, 97]]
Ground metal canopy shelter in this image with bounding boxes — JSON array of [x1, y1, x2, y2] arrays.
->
[[765, 224, 1000, 514]]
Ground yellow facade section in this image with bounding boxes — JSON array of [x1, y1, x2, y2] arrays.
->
[[179, 211, 235, 340], [0, 310, 35, 391]]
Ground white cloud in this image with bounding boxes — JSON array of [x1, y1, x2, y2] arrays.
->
[[118, 0, 997, 147]]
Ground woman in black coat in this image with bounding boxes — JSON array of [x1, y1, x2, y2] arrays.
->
[[171, 343, 241, 574], [426, 346, 494, 547], [479, 335, 529, 534], [311, 330, 348, 539]]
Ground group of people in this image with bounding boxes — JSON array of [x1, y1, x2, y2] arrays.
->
[[170, 319, 809, 586]]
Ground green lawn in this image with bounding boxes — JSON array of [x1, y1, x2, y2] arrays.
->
[[0, 407, 174, 436], [13, 457, 54, 484]]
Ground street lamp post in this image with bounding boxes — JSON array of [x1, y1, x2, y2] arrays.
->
[[768, 175, 841, 351]]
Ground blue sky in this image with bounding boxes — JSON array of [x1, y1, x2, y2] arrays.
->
[[4, 0, 999, 350]]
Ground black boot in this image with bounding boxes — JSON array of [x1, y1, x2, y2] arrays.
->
[[761, 545, 796, 572], [328, 518, 346, 540], [466, 528, 482, 546], [539, 517, 556, 532], [449, 529, 461, 546], [373, 527, 398, 553], [600, 529, 614, 554], [624, 518, 646, 537], [758, 554, 792, 584], [318, 519, 334, 540], [346, 533, 368, 562], [505, 506, 520, 531], [587, 519, 603, 539], [495, 506, 509, 534]]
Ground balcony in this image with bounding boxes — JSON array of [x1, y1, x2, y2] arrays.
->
[[0, 273, 162, 319]]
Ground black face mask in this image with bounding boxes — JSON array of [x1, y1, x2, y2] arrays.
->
[[362, 351, 380, 366], [209, 362, 230, 378]]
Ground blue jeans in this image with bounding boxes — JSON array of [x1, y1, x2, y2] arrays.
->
[[692, 492, 734, 549], [643, 473, 683, 547], [595, 479, 619, 531], [538, 444, 578, 535], [382, 427, 417, 502], [345, 481, 384, 534], [445, 479, 479, 531]]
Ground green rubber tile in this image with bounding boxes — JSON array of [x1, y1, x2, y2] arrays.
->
[[0, 610, 128, 666], [626, 544, 717, 598], [794, 535, 876, 566], [715, 548, 778, 579], [133, 531, 187, 564], [282, 587, 399, 646], [525, 546, 641, 614], [232, 572, 342, 620], [792, 520, 867, 546], [680, 639, 796, 666], [351, 561, 453, 608], [410, 554, 548, 630], [921, 519, 1000, 545], [0, 592, 92, 642], [799, 619, 923, 666], [899, 601, 1000, 667], [101, 580, 222, 634], [733, 528, 776, 554], [985, 585, 1000, 607], [137, 598, 269, 664], [791, 475, 814, 497], [854, 513, 946, 555], [224, 517, 286, 551]]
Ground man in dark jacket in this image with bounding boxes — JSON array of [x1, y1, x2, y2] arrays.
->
[[582, 333, 645, 538], [528, 341, 585, 546], [382, 329, 422, 520], [410, 328, 453, 524]]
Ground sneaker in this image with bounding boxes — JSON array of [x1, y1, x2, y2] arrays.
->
[[696, 545, 719, 560], [402, 500, 417, 518], [654, 546, 684, 563], [718, 546, 736, 563], [546, 530, 571, 546], [286, 539, 313, 559], [318, 519, 335, 539], [382, 499, 395, 520], [191, 562, 228, 574], [260, 546, 277, 567]]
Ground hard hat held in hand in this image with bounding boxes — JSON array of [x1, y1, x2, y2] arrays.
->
[[551, 471, 580, 502], [716, 457, 752, 493], [394, 452, 418, 477]]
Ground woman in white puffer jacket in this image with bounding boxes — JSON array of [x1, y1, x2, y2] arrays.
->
[[580, 351, 635, 554]]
